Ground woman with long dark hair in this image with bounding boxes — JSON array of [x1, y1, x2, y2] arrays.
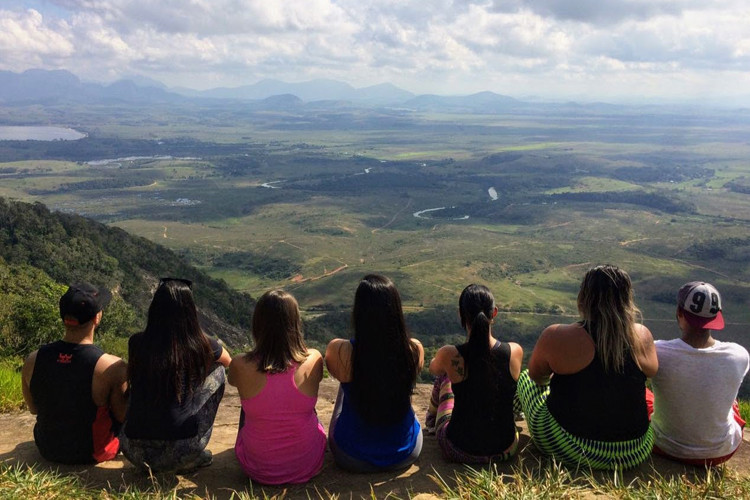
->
[[518, 265, 658, 470], [229, 290, 326, 484], [121, 278, 231, 473], [425, 284, 523, 462], [325, 274, 424, 472]]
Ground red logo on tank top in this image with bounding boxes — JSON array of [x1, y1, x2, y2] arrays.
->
[[57, 353, 73, 364]]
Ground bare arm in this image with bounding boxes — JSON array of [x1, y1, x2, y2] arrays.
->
[[21, 351, 38, 414], [105, 358, 128, 423], [216, 346, 232, 368], [528, 325, 557, 385], [508, 342, 524, 381], [411, 338, 425, 371], [227, 356, 240, 387], [636, 324, 658, 378], [429, 346, 451, 376], [325, 338, 351, 382]]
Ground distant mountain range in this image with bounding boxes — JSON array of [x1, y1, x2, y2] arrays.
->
[[0, 69, 524, 112]]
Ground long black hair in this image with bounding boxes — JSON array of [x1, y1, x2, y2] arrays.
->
[[350, 274, 418, 425], [128, 279, 214, 404], [458, 284, 498, 391]]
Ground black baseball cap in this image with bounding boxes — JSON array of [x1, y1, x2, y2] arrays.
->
[[59, 283, 112, 326]]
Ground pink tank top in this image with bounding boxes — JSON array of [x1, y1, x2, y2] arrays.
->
[[234, 363, 326, 485]]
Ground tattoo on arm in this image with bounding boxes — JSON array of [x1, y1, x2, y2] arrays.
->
[[451, 357, 465, 378]]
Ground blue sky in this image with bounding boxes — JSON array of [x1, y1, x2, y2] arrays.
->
[[2, 0, 750, 104]]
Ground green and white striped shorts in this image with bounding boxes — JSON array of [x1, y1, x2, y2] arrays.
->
[[517, 370, 653, 470]]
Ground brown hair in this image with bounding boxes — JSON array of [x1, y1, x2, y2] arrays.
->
[[249, 289, 308, 373], [577, 265, 644, 373]]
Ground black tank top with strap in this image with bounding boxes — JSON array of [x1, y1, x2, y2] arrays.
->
[[446, 340, 517, 455], [30, 341, 118, 463], [546, 324, 649, 441]]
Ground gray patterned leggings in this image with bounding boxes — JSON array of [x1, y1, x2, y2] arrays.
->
[[120, 365, 226, 473]]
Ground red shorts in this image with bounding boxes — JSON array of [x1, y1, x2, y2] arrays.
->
[[645, 388, 745, 467]]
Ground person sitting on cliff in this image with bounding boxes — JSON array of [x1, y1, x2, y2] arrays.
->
[[425, 284, 523, 463], [21, 283, 128, 464], [518, 265, 658, 470], [230, 289, 326, 484], [120, 278, 231, 474], [648, 281, 749, 466]]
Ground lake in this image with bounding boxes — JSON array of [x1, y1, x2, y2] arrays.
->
[[0, 126, 86, 141]]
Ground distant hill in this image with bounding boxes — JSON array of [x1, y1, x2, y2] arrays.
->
[[0, 69, 476, 109], [405, 91, 521, 112], [0, 198, 253, 349], [183, 78, 415, 104], [0, 69, 184, 105]]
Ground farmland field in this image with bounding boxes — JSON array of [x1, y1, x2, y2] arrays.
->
[[2, 101, 750, 386]]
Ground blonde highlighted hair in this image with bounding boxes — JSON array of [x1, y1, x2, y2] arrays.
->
[[577, 265, 643, 373]]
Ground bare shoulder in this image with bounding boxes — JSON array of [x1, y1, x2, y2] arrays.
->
[[508, 341, 523, 351], [98, 352, 123, 366], [229, 353, 256, 375], [325, 338, 352, 362], [326, 338, 350, 352], [429, 344, 458, 376], [325, 338, 352, 382], [21, 350, 38, 384], [96, 353, 126, 379], [634, 323, 658, 377], [22, 350, 38, 372], [303, 348, 323, 367], [636, 323, 654, 343], [534, 323, 563, 348], [436, 344, 459, 359], [544, 323, 592, 347], [508, 341, 524, 357], [307, 347, 323, 359]]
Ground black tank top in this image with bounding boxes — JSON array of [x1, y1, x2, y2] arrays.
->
[[30, 341, 118, 463], [546, 327, 649, 441], [446, 341, 517, 455]]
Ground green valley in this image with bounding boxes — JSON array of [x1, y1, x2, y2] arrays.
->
[[2, 100, 750, 393]]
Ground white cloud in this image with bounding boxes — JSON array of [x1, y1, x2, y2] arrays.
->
[[0, 9, 74, 68], [0, 0, 747, 100]]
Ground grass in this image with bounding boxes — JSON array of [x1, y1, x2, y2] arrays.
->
[[0, 462, 341, 500], [739, 399, 750, 421], [0, 358, 24, 412], [2, 437, 750, 499], [433, 458, 750, 500]]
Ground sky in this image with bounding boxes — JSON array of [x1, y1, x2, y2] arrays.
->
[[2, 0, 750, 103]]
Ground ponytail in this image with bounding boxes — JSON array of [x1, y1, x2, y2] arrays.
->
[[459, 284, 496, 382], [466, 311, 492, 376]]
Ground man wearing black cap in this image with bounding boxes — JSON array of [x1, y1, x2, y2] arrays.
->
[[648, 281, 749, 466], [21, 283, 128, 464]]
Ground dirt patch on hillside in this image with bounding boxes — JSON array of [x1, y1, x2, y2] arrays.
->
[[1, 379, 748, 499]]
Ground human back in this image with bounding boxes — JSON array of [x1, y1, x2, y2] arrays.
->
[[325, 274, 424, 471], [22, 283, 127, 464], [121, 278, 229, 473], [519, 265, 658, 470], [650, 281, 749, 465], [230, 289, 326, 485], [427, 284, 523, 461]]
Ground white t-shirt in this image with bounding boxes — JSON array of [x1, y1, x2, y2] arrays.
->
[[652, 338, 749, 459]]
